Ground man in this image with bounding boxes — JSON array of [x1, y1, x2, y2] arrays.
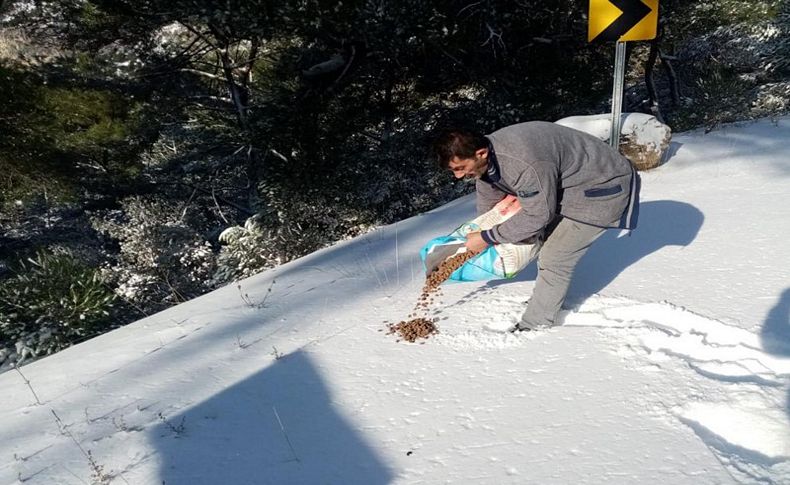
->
[[432, 121, 639, 331]]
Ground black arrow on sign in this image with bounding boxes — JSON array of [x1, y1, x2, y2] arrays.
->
[[591, 0, 652, 42]]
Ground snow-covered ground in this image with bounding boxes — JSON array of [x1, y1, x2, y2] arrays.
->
[[2, 117, 789, 484]]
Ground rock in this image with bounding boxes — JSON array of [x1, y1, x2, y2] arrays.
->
[[555, 113, 672, 171]]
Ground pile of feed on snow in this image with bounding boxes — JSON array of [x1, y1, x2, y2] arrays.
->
[[387, 318, 438, 343], [387, 250, 478, 343]]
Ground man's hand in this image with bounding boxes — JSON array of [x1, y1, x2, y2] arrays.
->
[[465, 231, 489, 254]]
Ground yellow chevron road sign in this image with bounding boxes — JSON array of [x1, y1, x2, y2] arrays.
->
[[589, 0, 658, 42]]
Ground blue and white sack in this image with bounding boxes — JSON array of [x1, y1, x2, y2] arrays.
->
[[420, 196, 540, 283]]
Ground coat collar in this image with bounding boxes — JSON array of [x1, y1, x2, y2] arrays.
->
[[481, 139, 501, 184]]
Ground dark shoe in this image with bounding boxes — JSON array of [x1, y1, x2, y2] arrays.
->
[[514, 316, 556, 332], [510, 323, 532, 333]]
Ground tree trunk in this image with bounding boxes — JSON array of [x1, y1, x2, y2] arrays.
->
[[645, 38, 664, 122], [218, 47, 248, 129], [655, 0, 680, 108], [242, 38, 259, 91], [245, 145, 264, 211], [206, 24, 249, 130], [660, 49, 681, 107]]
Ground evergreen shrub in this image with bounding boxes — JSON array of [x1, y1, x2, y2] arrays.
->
[[0, 250, 117, 369]]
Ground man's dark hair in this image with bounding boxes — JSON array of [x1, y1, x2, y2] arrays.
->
[[431, 128, 488, 169]]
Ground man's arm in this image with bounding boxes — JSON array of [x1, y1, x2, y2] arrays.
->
[[475, 179, 507, 216], [481, 161, 557, 244]]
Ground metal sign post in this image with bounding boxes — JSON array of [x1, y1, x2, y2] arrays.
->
[[609, 41, 627, 148], [588, 0, 659, 148]]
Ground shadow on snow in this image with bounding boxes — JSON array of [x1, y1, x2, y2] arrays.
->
[[759, 287, 790, 424], [151, 350, 393, 485], [761, 288, 790, 357], [478, 200, 705, 306], [569, 199, 704, 304]]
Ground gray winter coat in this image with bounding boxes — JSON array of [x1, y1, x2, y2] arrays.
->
[[478, 121, 639, 244]]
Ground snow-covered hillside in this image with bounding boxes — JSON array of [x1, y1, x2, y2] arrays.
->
[[2, 118, 789, 484]]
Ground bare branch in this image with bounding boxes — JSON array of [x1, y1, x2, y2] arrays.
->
[[187, 94, 233, 104], [179, 186, 199, 222], [179, 68, 225, 81], [482, 23, 504, 49], [224, 52, 275, 70], [177, 21, 219, 51], [458, 1, 483, 17], [357, 130, 383, 143], [165, 33, 205, 65], [13, 365, 42, 405], [212, 184, 230, 224], [327, 45, 358, 92], [153, 181, 256, 216]]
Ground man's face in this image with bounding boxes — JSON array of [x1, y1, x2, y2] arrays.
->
[[447, 148, 488, 180]]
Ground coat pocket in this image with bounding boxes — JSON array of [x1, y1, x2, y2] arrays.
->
[[584, 185, 622, 198], [517, 189, 540, 198]]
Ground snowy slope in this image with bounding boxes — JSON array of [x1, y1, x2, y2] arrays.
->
[[2, 118, 789, 485]]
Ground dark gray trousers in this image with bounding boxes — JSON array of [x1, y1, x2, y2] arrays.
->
[[519, 217, 606, 330]]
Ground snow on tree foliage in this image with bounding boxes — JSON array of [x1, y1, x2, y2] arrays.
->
[[668, 0, 790, 127], [0, 249, 117, 370], [90, 196, 215, 313], [213, 216, 273, 284]]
